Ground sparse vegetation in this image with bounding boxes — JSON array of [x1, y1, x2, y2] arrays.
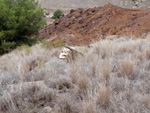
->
[[0, 36, 150, 112], [41, 40, 65, 49]]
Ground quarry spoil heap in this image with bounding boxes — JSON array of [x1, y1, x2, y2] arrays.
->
[[39, 4, 150, 46]]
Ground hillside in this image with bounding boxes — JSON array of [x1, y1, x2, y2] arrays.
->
[[1, 1, 150, 113], [39, 0, 150, 11], [0, 36, 150, 112], [39, 4, 150, 46]]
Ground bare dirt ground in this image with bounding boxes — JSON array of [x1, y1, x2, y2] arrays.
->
[[39, 4, 150, 46]]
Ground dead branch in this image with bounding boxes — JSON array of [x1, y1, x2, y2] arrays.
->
[[64, 45, 84, 56]]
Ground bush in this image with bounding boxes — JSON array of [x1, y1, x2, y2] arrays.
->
[[0, 0, 46, 55], [52, 9, 64, 20]]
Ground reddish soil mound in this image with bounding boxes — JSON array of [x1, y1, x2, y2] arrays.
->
[[39, 4, 150, 46]]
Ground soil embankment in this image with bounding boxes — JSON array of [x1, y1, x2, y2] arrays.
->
[[39, 4, 150, 46]]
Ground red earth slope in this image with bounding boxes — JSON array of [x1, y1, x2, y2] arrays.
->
[[39, 4, 150, 46]]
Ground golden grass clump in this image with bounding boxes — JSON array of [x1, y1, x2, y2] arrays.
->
[[77, 76, 89, 94], [82, 100, 96, 113], [101, 62, 111, 81], [121, 58, 135, 79], [145, 49, 150, 60], [136, 52, 143, 61], [96, 86, 112, 109], [69, 67, 79, 84]]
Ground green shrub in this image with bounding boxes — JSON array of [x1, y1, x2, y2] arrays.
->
[[0, 40, 16, 54], [0, 0, 46, 55], [52, 9, 64, 20], [132, 0, 137, 3], [53, 42, 58, 48], [59, 40, 65, 47]]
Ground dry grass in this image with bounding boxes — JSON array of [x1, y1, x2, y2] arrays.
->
[[101, 61, 112, 82], [140, 94, 150, 109], [77, 75, 89, 94], [0, 36, 150, 112], [82, 100, 96, 113], [91, 64, 97, 77], [145, 49, 150, 60], [69, 66, 79, 84], [120, 58, 135, 79], [96, 86, 112, 109]]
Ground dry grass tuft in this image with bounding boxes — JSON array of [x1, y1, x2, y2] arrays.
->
[[141, 95, 150, 109], [77, 76, 89, 94], [120, 58, 135, 79], [96, 86, 112, 109], [55, 95, 81, 113], [136, 52, 143, 61], [101, 62, 111, 81], [45, 77, 73, 93], [145, 49, 150, 60], [82, 100, 96, 113], [69, 67, 79, 84]]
